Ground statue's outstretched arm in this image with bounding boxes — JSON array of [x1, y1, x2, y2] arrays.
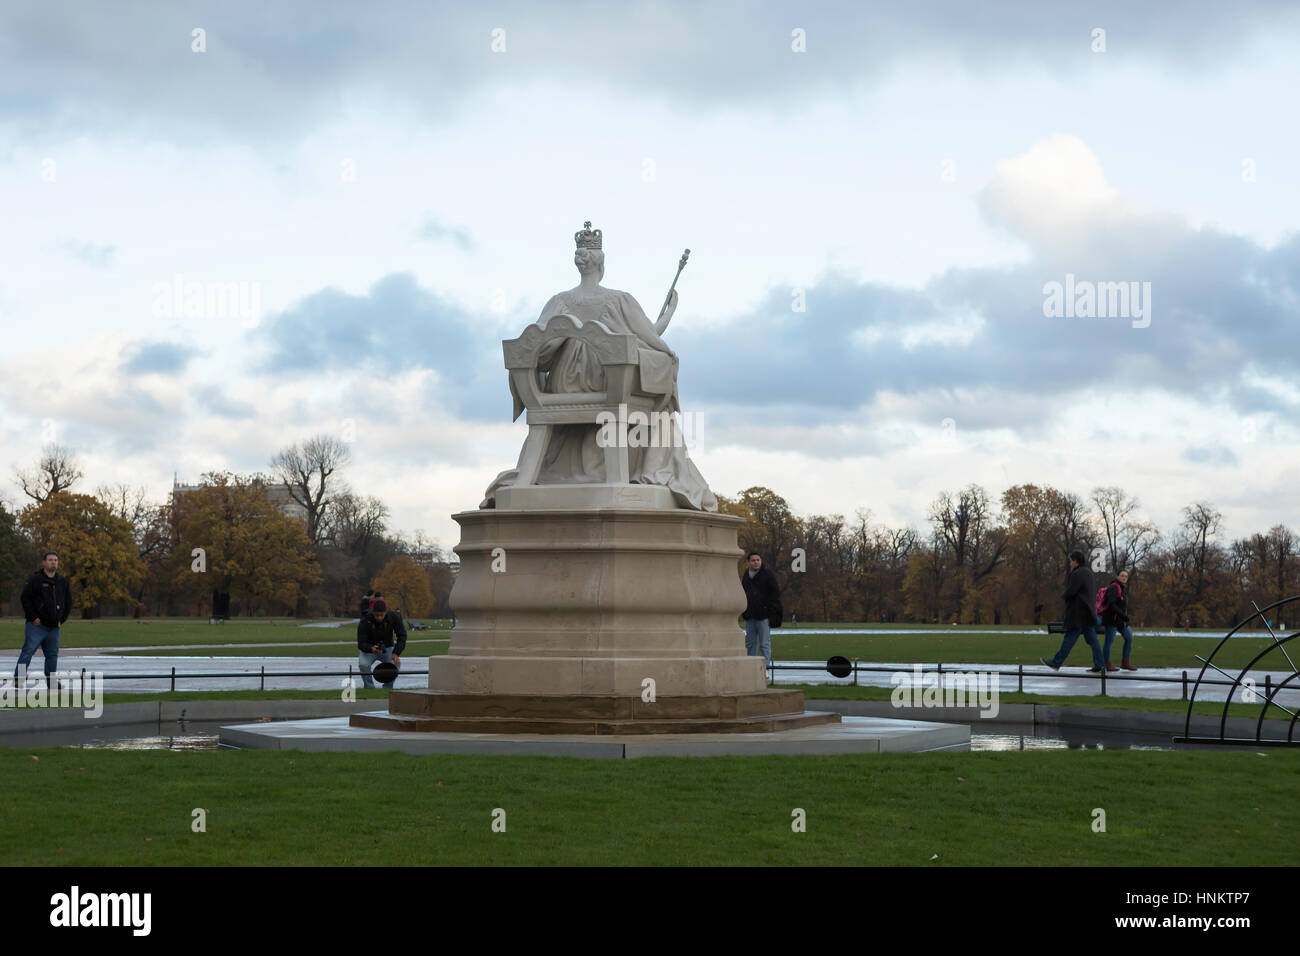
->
[[654, 289, 678, 335], [625, 303, 676, 358]]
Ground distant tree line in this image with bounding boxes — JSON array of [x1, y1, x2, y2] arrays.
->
[[3, 444, 1296, 630], [0, 441, 455, 619], [717, 485, 1298, 630]]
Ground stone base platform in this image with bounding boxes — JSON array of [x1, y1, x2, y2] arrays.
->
[[220, 715, 970, 757], [348, 688, 839, 735]]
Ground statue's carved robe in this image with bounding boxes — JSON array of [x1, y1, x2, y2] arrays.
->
[[483, 287, 718, 511]]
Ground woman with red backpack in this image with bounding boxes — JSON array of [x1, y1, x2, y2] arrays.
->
[[1100, 569, 1138, 672]]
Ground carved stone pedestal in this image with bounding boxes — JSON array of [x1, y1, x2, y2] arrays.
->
[[349, 493, 837, 735]]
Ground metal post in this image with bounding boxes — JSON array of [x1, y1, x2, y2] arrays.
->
[[1018, 663, 1023, 694], [1182, 670, 1188, 701], [80, 667, 86, 692], [1265, 673, 1272, 702], [170, 666, 175, 693], [260, 665, 265, 692], [852, 659, 858, 687], [1100, 667, 1106, 697]]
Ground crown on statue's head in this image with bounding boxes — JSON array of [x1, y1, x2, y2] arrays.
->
[[575, 220, 603, 250]]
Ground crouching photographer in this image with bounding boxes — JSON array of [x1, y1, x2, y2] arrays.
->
[[356, 599, 407, 689]]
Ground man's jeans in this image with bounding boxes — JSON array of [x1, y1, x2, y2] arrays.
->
[[1103, 624, 1134, 663], [1049, 625, 1103, 669], [358, 646, 396, 688], [744, 618, 772, 666], [16, 623, 60, 679]]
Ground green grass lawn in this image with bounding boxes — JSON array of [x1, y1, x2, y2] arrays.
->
[[0, 617, 453, 649], [1, 747, 1295, 865], [115, 639, 451, 658], [787, 684, 1298, 722], [3, 618, 1284, 673], [5, 616, 1291, 683], [26, 628, 1286, 673], [785, 621, 1238, 632], [773, 632, 1293, 670], [85, 689, 395, 704]]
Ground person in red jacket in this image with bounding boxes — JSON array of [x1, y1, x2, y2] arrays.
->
[[1101, 570, 1137, 671]]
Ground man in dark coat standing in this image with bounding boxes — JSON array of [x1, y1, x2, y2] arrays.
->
[[1040, 550, 1105, 672], [740, 552, 782, 669], [17, 550, 72, 682]]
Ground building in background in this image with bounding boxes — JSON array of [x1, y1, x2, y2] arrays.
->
[[171, 474, 309, 525]]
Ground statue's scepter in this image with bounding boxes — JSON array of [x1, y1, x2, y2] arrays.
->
[[660, 248, 690, 319]]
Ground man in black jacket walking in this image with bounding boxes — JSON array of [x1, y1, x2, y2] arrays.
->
[[740, 552, 782, 669], [1040, 550, 1105, 672], [17, 551, 72, 682], [356, 599, 407, 688]]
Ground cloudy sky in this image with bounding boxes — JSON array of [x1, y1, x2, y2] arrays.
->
[[2, 0, 1298, 548]]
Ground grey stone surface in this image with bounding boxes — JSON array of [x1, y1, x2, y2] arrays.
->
[[808, 698, 1297, 742], [0, 699, 374, 735], [495, 483, 676, 510], [219, 714, 970, 757], [0, 701, 160, 733], [158, 700, 374, 722], [1039, 705, 1296, 741], [808, 699, 1035, 724]]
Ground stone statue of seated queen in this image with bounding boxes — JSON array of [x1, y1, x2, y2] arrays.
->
[[481, 222, 718, 511]]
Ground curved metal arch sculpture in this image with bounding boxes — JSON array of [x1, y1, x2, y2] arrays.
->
[[1177, 596, 1300, 746]]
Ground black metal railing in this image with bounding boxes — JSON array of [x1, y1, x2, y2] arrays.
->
[[18, 661, 1289, 703], [763, 659, 1292, 702]]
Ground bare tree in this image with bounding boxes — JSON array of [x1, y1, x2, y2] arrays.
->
[[271, 434, 353, 545], [1090, 486, 1160, 574], [1045, 488, 1094, 563], [327, 491, 390, 555], [15, 444, 83, 502], [1002, 484, 1061, 624], [928, 484, 1006, 622], [95, 483, 171, 614], [96, 483, 151, 531], [929, 484, 1005, 580], [1174, 501, 1225, 610]]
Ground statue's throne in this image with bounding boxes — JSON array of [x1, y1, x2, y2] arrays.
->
[[502, 313, 662, 487]]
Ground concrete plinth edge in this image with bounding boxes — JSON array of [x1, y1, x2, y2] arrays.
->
[[219, 714, 970, 757]]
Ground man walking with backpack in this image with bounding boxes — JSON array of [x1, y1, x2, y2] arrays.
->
[[1040, 550, 1106, 673], [1100, 569, 1137, 671]]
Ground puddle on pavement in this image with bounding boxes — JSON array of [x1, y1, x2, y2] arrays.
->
[[973, 722, 1176, 751], [2, 720, 226, 751]]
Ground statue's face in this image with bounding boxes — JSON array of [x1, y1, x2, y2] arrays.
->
[[574, 248, 602, 276]]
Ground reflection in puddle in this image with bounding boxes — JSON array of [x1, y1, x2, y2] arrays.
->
[[78, 733, 218, 751], [973, 723, 1175, 751], [1, 720, 228, 751]]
